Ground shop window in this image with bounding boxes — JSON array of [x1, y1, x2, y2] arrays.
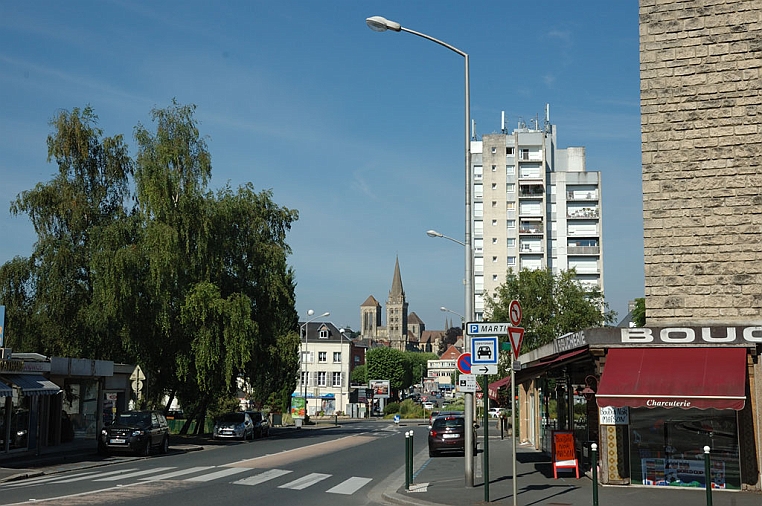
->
[[628, 407, 740, 489]]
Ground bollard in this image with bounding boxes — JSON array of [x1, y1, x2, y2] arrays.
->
[[591, 443, 598, 506], [335, 414, 338, 426], [405, 431, 411, 490], [704, 446, 712, 506], [408, 430, 415, 485]]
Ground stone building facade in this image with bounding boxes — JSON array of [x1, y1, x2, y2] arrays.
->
[[640, 0, 762, 324]]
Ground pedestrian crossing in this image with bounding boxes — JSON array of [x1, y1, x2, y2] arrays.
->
[[0, 464, 373, 497]]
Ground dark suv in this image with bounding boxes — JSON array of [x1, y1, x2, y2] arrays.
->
[[246, 411, 270, 438], [99, 410, 169, 456], [428, 414, 478, 457]]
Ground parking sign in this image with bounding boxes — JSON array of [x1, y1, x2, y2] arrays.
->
[[471, 336, 498, 365]]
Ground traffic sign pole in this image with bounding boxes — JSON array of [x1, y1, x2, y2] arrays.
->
[[511, 353, 517, 506], [483, 374, 490, 502]]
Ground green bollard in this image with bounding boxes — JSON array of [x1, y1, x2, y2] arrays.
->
[[409, 431, 414, 486], [591, 443, 598, 506], [405, 431, 410, 490], [704, 446, 712, 506]]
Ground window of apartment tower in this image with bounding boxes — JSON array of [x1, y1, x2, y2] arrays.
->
[[491, 147, 497, 153], [506, 147, 514, 155], [491, 164, 497, 172], [492, 256, 498, 263]]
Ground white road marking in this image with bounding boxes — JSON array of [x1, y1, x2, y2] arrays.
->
[[94, 467, 175, 481], [185, 467, 249, 482], [139, 466, 215, 481], [278, 472, 331, 490], [326, 476, 373, 495], [233, 468, 292, 486], [53, 468, 141, 483]]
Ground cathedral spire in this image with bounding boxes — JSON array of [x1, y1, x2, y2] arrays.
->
[[389, 255, 405, 297]]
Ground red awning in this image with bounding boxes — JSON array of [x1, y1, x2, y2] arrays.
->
[[488, 376, 511, 400], [596, 347, 747, 410]]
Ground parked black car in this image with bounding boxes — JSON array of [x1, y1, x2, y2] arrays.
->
[[99, 410, 169, 456], [246, 411, 270, 438], [428, 414, 478, 457]]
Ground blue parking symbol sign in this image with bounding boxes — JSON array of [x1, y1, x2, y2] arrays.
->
[[468, 323, 479, 334], [471, 336, 498, 365]]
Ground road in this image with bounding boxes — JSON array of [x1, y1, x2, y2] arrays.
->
[[0, 420, 431, 506]]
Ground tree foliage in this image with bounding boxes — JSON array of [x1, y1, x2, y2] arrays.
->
[[485, 268, 616, 353], [631, 297, 645, 327], [366, 348, 439, 397], [0, 102, 299, 424]]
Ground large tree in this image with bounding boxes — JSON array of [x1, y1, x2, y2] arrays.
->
[[1, 102, 299, 429], [485, 268, 616, 353], [0, 106, 133, 358]]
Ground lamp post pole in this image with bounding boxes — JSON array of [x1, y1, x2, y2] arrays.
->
[[368, 16, 473, 486], [301, 310, 330, 417]]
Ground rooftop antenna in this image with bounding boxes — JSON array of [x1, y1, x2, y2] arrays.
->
[[544, 103, 551, 135], [501, 111, 506, 133]]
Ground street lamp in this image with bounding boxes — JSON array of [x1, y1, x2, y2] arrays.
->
[[440, 306, 465, 323], [301, 310, 330, 416], [368, 15, 475, 486], [427, 229, 466, 247]]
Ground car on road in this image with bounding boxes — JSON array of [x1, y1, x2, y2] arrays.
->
[[428, 414, 478, 457], [488, 407, 505, 418], [246, 411, 270, 438], [99, 410, 169, 456], [213, 412, 255, 440], [422, 401, 435, 410]]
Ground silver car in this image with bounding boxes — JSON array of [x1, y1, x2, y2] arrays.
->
[[213, 412, 254, 440]]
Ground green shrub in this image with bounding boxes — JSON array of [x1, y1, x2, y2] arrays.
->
[[384, 402, 400, 415]]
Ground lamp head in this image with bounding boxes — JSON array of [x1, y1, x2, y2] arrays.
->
[[307, 309, 315, 317], [366, 16, 402, 33], [427, 229, 443, 238]]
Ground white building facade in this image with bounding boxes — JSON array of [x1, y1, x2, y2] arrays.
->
[[298, 322, 353, 416], [471, 108, 604, 319]]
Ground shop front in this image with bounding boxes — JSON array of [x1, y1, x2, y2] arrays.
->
[[514, 326, 761, 492], [596, 346, 750, 490]]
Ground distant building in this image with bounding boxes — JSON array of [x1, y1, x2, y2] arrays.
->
[[470, 107, 604, 319], [360, 257, 427, 351]]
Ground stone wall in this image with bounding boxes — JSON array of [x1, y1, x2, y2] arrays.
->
[[640, 0, 762, 324]]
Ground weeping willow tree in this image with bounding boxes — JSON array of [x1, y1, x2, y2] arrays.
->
[[1, 102, 300, 431]]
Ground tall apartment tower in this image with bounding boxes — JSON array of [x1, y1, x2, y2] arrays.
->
[[471, 109, 603, 319]]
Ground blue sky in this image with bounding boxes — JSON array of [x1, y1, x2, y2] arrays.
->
[[0, 1, 643, 332]]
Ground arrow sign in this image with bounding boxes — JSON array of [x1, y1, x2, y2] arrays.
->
[[473, 364, 498, 375], [508, 327, 525, 360]]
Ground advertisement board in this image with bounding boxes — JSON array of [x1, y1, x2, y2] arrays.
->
[[369, 379, 390, 399], [290, 395, 306, 419]]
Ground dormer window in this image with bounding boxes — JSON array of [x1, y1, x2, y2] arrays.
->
[[319, 329, 329, 339]]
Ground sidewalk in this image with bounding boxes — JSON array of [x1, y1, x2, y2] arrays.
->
[[384, 427, 762, 506]]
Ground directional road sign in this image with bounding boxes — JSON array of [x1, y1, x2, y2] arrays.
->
[[471, 336, 499, 365], [467, 322, 510, 336], [472, 364, 498, 375], [456, 352, 472, 374]]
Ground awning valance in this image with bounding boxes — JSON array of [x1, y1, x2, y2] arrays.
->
[[0, 379, 12, 397], [596, 347, 747, 410], [488, 377, 511, 401], [2, 374, 61, 396]]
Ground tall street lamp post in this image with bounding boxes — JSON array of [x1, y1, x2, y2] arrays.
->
[[301, 310, 330, 416], [368, 16, 474, 486]]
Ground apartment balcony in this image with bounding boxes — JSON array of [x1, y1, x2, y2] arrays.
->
[[518, 184, 544, 197], [519, 223, 544, 235], [567, 207, 599, 219], [567, 246, 600, 255], [566, 190, 598, 201]]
